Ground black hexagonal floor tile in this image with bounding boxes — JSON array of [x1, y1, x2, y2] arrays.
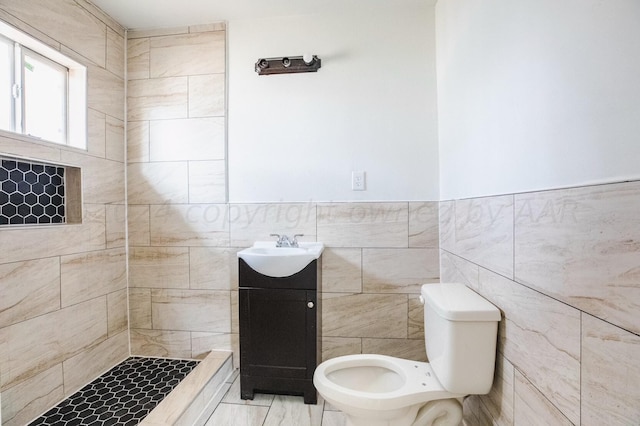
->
[[28, 357, 198, 425]]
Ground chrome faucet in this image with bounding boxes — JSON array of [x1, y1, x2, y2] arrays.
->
[[270, 233, 304, 247]]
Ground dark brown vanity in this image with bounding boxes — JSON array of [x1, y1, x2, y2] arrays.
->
[[238, 257, 321, 404]]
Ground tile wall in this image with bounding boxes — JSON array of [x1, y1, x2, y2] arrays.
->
[[0, 1, 128, 425], [440, 180, 640, 425], [125, 25, 440, 366]]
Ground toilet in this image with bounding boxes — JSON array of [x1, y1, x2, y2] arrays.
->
[[313, 283, 501, 426]]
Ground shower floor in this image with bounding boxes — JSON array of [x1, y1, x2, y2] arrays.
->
[[28, 357, 199, 426]]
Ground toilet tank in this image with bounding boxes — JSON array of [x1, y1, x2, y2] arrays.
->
[[421, 283, 501, 395]]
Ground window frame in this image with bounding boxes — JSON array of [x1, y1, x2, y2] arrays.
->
[[0, 20, 87, 150]]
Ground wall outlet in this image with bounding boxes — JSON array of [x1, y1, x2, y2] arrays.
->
[[352, 171, 366, 191]]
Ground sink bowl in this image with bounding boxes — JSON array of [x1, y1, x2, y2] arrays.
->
[[238, 241, 324, 277]]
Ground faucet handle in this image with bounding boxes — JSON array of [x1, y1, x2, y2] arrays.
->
[[270, 233, 281, 239], [293, 234, 304, 241]]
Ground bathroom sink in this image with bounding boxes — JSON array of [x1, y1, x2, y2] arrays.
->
[[237, 241, 324, 277]]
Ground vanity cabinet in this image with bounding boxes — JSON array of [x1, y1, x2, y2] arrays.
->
[[239, 258, 320, 404]]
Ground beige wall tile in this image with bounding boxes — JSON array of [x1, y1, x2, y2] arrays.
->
[[514, 371, 572, 425], [130, 329, 192, 358], [409, 201, 439, 248], [363, 248, 439, 293], [229, 203, 317, 247], [0, 9, 61, 51], [463, 395, 496, 426], [127, 120, 150, 163], [88, 64, 125, 121], [87, 108, 106, 157], [191, 332, 238, 365], [439, 250, 480, 290], [75, 0, 125, 37], [149, 31, 225, 77], [478, 268, 580, 424], [106, 204, 126, 248], [129, 288, 152, 329], [129, 246, 190, 289], [581, 313, 640, 425], [128, 77, 188, 121], [190, 247, 236, 290], [189, 160, 226, 203], [106, 27, 125, 78], [60, 248, 126, 307], [438, 200, 455, 252], [149, 117, 225, 161], [151, 289, 231, 333], [0, 204, 106, 264], [61, 151, 125, 205], [128, 205, 151, 246], [321, 337, 362, 362], [454, 195, 514, 278], [105, 116, 125, 162], [317, 203, 409, 248], [362, 338, 427, 362], [0, 134, 61, 164], [107, 289, 128, 336], [0, 258, 60, 328], [0, 298, 107, 390], [322, 293, 407, 338], [321, 248, 362, 293], [149, 204, 230, 246], [0, 0, 106, 66], [62, 331, 128, 397], [127, 37, 150, 80], [127, 162, 189, 204], [407, 294, 424, 339], [480, 355, 514, 426], [515, 181, 640, 335], [189, 22, 226, 33], [0, 364, 63, 426], [189, 74, 225, 117]]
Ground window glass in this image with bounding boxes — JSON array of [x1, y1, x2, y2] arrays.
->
[[0, 36, 12, 132], [22, 50, 67, 144]]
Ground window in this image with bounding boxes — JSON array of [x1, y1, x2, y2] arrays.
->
[[0, 20, 87, 149]]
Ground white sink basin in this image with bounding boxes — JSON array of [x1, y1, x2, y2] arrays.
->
[[238, 241, 324, 277]]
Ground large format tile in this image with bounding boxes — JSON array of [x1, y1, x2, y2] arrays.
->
[[221, 375, 274, 406], [581, 313, 640, 425], [60, 248, 126, 307], [128, 77, 188, 121], [106, 204, 126, 248], [106, 27, 125, 78], [229, 203, 317, 247], [149, 117, 225, 162], [438, 200, 455, 252], [87, 64, 125, 121], [321, 248, 362, 293], [189, 160, 226, 203], [127, 162, 189, 204], [129, 246, 190, 289], [151, 289, 231, 333], [0, 257, 60, 328], [149, 31, 225, 77], [129, 329, 191, 358], [189, 74, 225, 118], [317, 203, 408, 248], [362, 248, 439, 293], [514, 371, 572, 426], [189, 247, 236, 290], [362, 338, 427, 361], [321, 337, 362, 362], [127, 120, 150, 163], [263, 395, 324, 426], [149, 204, 230, 246], [480, 355, 514, 426], [0, 298, 108, 390], [322, 293, 407, 338], [515, 181, 640, 335], [127, 205, 151, 246], [105, 116, 125, 162], [107, 289, 128, 336], [206, 403, 269, 426], [60, 152, 124, 205], [478, 268, 581, 424], [408, 201, 439, 248], [453, 195, 514, 278], [439, 250, 479, 290], [0, 364, 63, 426], [127, 38, 150, 80]]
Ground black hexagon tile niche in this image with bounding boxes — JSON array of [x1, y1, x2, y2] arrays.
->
[[0, 158, 66, 226], [29, 357, 199, 426]]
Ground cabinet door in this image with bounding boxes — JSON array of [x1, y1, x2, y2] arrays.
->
[[240, 288, 316, 379]]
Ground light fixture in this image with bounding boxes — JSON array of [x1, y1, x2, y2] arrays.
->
[[255, 55, 321, 75]]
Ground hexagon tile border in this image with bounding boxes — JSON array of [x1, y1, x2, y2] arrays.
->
[[28, 357, 199, 426], [0, 157, 66, 226]]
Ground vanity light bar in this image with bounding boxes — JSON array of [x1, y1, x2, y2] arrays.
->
[[255, 54, 321, 75]]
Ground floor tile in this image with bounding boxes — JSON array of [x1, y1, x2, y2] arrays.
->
[[205, 403, 269, 426]]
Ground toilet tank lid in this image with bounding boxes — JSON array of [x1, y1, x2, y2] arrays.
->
[[421, 283, 501, 322]]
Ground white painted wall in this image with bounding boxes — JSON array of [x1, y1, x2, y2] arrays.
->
[[437, 0, 640, 200], [228, 5, 439, 202]]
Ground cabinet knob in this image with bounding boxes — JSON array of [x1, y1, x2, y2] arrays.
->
[[307, 301, 314, 309]]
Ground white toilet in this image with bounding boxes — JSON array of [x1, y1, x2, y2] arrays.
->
[[313, 283, 501, 426]]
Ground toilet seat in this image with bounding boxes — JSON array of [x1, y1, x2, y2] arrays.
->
[[313, 354, 464, 411]]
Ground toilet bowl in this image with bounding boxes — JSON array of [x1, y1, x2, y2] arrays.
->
[[314, 354, 463, 426], [313, 283, 501, 426]]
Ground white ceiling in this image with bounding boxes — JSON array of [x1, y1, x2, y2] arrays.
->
[[91, 0, 434, 29]]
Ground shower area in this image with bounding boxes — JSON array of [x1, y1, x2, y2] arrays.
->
[[0, 3, 233, 425]]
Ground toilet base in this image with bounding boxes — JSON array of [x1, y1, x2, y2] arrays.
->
[[333, 398, 462, 426]]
